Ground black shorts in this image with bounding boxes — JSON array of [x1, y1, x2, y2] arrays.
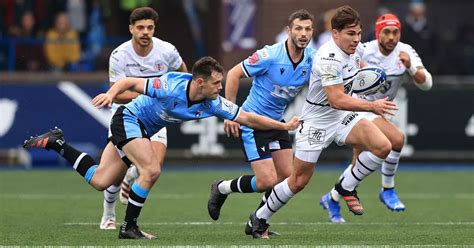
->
[[240, 125, 292, 162]]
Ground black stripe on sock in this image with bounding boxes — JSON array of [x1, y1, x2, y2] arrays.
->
[[350, 168, 362, 181], [266, 200, 276, 213], [272, 188, 286, 205], [357, 157, 375, 172]]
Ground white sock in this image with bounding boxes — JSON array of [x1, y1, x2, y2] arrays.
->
[[330, 164, 353, 201], [341, 151, 384, 191], [381, 150, 401, 188], [330, 187, 341, 202], [256, 178, 294, 221], [102, 184, 120, 217], [218, 180, 232, 194]]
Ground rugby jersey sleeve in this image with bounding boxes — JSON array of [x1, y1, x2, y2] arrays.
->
[[167, 45, 184, 71], [212, 96, 241, 121], [241, 47, 272, 77], [144, 74, 170, 99], [109, 49, 126, 83], [404, 44, 424, 68]]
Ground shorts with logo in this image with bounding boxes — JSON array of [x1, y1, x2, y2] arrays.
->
[[240, 124, 292, 162], [295, 111, 363, 152]]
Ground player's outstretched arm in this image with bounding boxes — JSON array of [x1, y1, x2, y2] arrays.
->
[[224, 63, 246, 137], [325, 84, 397, 116], [235, 110, 300, 131], [92, 77, 146, 108]]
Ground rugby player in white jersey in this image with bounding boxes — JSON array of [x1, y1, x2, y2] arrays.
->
[[100, 7, 187, 230], [245, 6, 398, 238], [320, 13, 432, 223]]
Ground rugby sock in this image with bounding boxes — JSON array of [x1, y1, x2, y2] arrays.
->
[[256, 178, 294, 221], [55, 143, 98, 183], [257, 190, 272, 208], [218, 175, 257, 194], [122, 181, 149, 231], [341, 151, 384, 191], [103, 184, 120, 216], [381, 150, 401, 188], [330, 164, 353, 201]]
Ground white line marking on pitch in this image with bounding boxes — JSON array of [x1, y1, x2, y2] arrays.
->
[[64, 221, 474, 226]]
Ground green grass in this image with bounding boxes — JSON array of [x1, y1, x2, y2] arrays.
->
[[0, 168, 473, 246]]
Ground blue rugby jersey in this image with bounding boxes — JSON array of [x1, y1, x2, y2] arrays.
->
[[241, 42, 315, 121], [125, 72, 240, 135]]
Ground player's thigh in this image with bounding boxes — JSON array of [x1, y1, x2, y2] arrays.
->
[[121, 138, 156, 173], [91, 142, 128, 187], [372, 117, 405, 150], [150, 141, 166, 166], [271, 148, 293, 181], [345, 118, 390, 152]]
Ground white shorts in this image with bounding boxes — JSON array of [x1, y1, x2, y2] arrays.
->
[[357, 111, 393, 122], [294, 112, 363, 162]]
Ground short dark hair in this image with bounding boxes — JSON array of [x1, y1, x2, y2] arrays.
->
[[129, 7, 159, 25], [331, 5, 361, 31], [192, 56, 224, 80], [288, 9, 314, 27]]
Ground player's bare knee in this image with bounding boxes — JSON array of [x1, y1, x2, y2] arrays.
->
[[92, 181, 111, 191], [292, 175, 310, 193], [256, 175, 277, 191], [391, 132, 405, 151], [373, 139, 392, 158]]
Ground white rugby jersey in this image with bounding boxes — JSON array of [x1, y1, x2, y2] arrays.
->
[[108, 37, 183, 111], [362, 40, 423, 101], [302, 38, 364, 122]]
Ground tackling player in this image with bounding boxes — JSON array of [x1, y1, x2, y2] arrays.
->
[[320, 13, 433, 223], [23, 56, 301, 240]]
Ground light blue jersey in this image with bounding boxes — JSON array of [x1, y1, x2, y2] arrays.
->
[[125, 72, 240, 136], [241, 42, 315, 121]]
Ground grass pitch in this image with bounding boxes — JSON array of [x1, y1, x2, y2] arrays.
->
[[0, 167, 473, 246]]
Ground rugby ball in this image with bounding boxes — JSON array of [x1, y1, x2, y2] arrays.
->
[[351, 66, 387, 95]]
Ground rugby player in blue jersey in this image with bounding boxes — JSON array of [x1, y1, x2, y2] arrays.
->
[[206, 9, 315, 236], [23, 56, 300, 240]]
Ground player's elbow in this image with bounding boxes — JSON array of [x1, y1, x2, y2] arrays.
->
[[327, 97, 345, 110], [415, 69, 433, 91]]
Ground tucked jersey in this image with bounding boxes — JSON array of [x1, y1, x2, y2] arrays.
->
[[109, 37, 183, 112], [302, 38, 364, 122], [125, 72, 241, 135], [241, 42, 315, 121], [362, 40, 423, 101]]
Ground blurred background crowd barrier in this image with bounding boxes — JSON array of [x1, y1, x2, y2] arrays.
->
[[0, 0, 473, 167]]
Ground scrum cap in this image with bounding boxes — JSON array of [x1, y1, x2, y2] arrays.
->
[[375, 13, 401, 39]]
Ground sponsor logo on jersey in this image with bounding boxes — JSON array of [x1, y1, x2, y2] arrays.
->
[[260, 49, 269, 58], [152, 78, 161, 89], [155, 63, 163, 71], [126, 63, 140, 67], [248, 52, 260, 65], [139, 67, 148, 72], [220, 98, 235, 113]]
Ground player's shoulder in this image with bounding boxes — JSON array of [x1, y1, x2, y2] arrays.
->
[[396, 41, 416, 52], [151, 37, 178, 53], [316, 40, 344, 64], [110, 40, 133, 60], [162, 71, 192, 92]]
